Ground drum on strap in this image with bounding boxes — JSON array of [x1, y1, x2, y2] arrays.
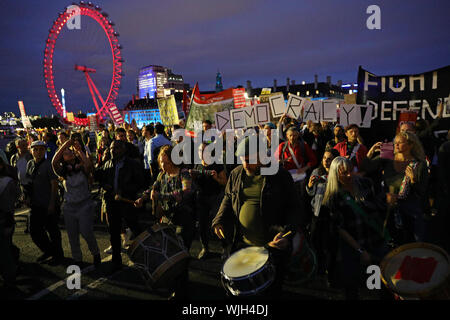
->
[[380, 242, 450, 300], [285, 232, 317, 284], [221, 246, 275, 296], [127, 224, 190, 289]]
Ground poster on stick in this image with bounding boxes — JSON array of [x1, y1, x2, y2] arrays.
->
[[228, 103, 270, 129], [158, 95, 179, 126], [268, 92, 286, 118], [215, 110, 232, 132], [321, 101, 338, 122], [285, 94, 304, 120], [302, 100, 320, 123], [186, 85, 235, 132]]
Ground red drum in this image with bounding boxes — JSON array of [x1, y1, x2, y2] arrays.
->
[[285, 232, 317, 284], [380, 242, 450, 300]]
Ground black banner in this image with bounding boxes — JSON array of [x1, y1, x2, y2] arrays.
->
[[356, 65, 450, 145]]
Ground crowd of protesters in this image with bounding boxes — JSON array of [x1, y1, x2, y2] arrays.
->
[[0, 102, 449, 300]]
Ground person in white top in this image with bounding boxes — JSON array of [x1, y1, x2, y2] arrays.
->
[[52, 138, 101, 267]]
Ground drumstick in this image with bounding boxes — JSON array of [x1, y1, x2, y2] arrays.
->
[[114, 194, 135, 205], [219, 229, 225, 239], [282, 231, 293, 238]]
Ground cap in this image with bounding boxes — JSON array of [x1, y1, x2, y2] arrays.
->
[[30, 140, 46, 148], [264, 122, 277, 129], [235, 136, 260, 157]]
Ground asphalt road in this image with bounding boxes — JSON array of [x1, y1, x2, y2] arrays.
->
[[2, 202, 391, 302]]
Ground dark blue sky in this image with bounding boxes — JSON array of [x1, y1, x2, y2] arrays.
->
[[1, 0, 449, 116]]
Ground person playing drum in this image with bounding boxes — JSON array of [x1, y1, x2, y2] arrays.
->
[[212, 135, 303, 299], [135, 145, 196, 300]]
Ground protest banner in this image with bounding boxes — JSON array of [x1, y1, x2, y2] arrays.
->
[[339, 104, 373, 128], [67, 112, 75, 122], [17, 101, 26, 118], [344, 93, 357, 104], [158, 95, 179, 126], [229, 103, 270, 129], [357, 65, 450, 144], [261, 88, 272, 95], [268, 92, 286, 118], [108, 104, 125, 125], [321, 101, 338, 122], [302, 100, 319, 123], [17, 100, 33, 128], [215, 110, 232, 132], [182, 88, 190, 117], [232, 88, 247, 108], [185, 84, 235, 132], [396, 110, 418, 134]]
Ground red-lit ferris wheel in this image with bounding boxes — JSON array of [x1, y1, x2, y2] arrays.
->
[[43, 1, 124, 126]]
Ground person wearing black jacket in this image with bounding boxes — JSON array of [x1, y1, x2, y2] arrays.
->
[[24, 141, 64, 265], [95, 140, 145, 272], [212, 136, 303, 298], [114, 127, 141, 160]]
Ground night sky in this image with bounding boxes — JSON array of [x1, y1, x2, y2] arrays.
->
[[1, 0, 449, 116]]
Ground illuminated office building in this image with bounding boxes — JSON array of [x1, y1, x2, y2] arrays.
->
[[138, 65, 185, 99]]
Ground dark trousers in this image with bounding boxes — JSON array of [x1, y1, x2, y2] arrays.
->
[[328, 240, 390, 300], [0, 222, 17, 285], [310, 216, 331, 274], [30, 206, 63, 258], [196, 192, 223, 249], [143, 169, 152, 188], [294, 179, 309, 229], [169, 209, 196, 251], [107, 202, 143, 264], [162, 208, 196, 299]]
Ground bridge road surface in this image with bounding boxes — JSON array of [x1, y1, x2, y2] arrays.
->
[[1, 204, 386, 301]]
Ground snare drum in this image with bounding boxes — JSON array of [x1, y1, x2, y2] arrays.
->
[[380, 242, 450, 300], [221, 246, 275, 296], [127, 224, 190, 289]]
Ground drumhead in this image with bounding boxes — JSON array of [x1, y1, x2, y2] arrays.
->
[[223, 246, 269, 278], [380, 242, 450, 297]]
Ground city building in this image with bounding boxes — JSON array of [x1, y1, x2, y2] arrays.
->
[[137, 65, 187, 99], [245, 75, 351, 101]]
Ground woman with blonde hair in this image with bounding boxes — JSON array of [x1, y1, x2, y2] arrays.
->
[[362, 131, 429, 245], [323, 157, 389, 300]]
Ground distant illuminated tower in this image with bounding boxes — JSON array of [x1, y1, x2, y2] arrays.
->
[[216, 70, 223, 92], [61, 88, 66, 118]]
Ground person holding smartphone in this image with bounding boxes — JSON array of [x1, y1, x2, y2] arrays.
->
[[362, 131, 429, 244]]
